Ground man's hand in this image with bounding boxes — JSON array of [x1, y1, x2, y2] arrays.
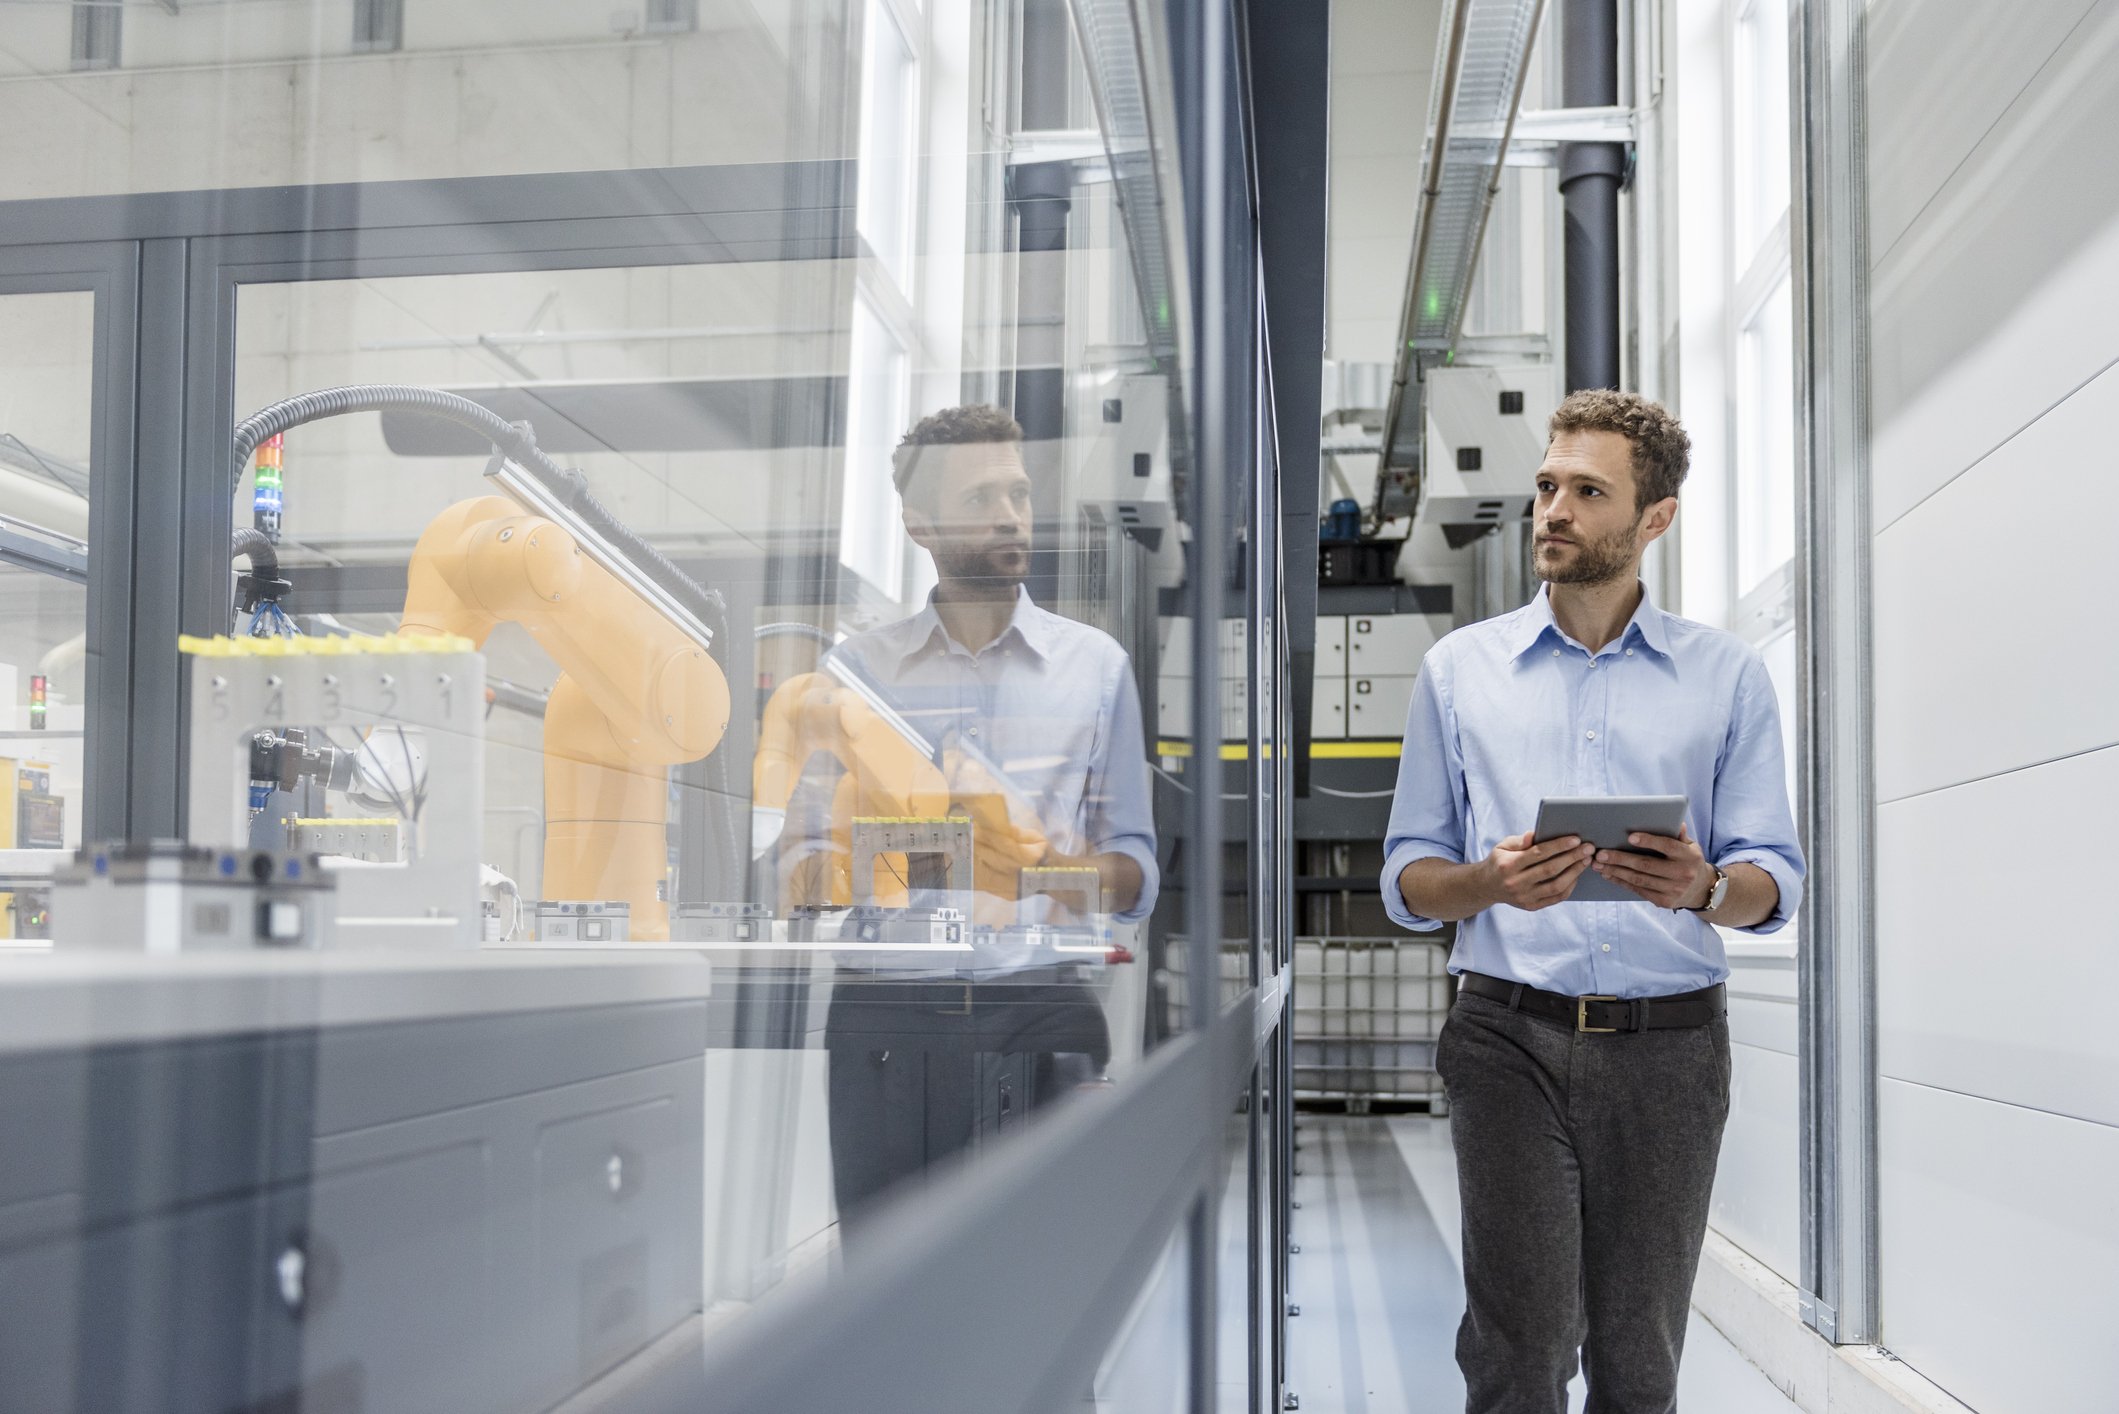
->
[[1593, 824, 1714, 910], [1482, 832, 1595, 912]]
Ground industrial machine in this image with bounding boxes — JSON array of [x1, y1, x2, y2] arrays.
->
[[180, 631, 485, 947], [397, 493, 728, 939], [49, 384, 1126, 960], [54, 841, 336, 952], [0, 757, 61, 938], [1417, 364, 1558, 546]]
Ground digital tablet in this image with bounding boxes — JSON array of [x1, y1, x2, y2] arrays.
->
[[1532, 795, 1689, 904]]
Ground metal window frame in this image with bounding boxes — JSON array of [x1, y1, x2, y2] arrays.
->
[[0, 161, 859, 843], [1789, 0, 1877, 1347], [352, 0, 405, 53], [644, 0, 701, 35], [70, 0, 122, 71]]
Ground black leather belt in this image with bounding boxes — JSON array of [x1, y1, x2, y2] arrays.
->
[[1458, 971, 1725, 1034]]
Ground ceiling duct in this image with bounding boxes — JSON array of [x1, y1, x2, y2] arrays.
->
[[1374, 0, 1548, 518]]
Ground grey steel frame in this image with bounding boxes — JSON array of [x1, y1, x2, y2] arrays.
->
[[0, 10, 1291, 1409], [0, 162, 857, 845], [1789, 0, 1878, 1346]]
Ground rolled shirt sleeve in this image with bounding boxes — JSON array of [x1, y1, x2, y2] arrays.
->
[[1379, 656, 1466, 933], [1709, 656, 1808, 935]]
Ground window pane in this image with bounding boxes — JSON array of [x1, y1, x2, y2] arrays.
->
[[857, 0, 919, 286], [840, 293, 912, 593], [1736, 274, 1795, 592], [0, 289, 96, 891], [1735, 0, 1793, 256]]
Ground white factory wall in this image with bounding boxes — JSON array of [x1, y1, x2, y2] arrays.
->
[[0, 7, 818, 198], [1866, 0, 2119, 1408]]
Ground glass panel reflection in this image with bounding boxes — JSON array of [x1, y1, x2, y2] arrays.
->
[[0, 0, 1234, 1406], [0, 290, 95, 934]]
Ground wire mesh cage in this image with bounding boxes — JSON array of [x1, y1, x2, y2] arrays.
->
[[1159, 936, 1455, 1113], [1291, 937, 1453, 1113]]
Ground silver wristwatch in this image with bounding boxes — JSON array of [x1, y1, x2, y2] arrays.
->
[[1694, 864, 1731, 915]]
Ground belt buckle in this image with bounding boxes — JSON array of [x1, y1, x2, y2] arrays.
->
[[1577, 995, 1619, 1034]]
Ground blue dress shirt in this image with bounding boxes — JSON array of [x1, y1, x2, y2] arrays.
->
[[791, 586, 1161, 925], [1379, 582, 1805, 998]]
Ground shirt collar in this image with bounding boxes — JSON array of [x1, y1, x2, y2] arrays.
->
[[897, 584, 1054, 670], [1509, 581, 1674, 661]]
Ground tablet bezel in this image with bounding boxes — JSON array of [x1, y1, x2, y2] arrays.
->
[[1531, 795, 1690, 904]]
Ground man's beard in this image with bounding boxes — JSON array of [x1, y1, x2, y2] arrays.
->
[[1534, 515, 1640, 586], [934, 543, 1028, 594]]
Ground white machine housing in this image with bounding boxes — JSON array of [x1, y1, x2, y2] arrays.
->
[[1418, 365, 1559, 532], [183, 635, 485, 948], [1070, 372, 1175, 549]]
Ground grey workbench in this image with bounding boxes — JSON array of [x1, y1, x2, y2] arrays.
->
[[0, 945, 714, 1414]]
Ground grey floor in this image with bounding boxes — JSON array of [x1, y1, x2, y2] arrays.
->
[[1282, 1114, 1801, 1414]]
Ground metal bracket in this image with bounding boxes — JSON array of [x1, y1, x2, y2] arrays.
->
[[1496, 104, 1637, 144], [1493, 107, 1640, 168]]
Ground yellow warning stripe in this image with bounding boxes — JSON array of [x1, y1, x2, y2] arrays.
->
[[1155, 740, 1402, 761]]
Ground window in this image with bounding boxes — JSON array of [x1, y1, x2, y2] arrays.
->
[[838, 292, 912, 595], [646, 0, 699, 34], [0, 290, 98, 863], [69, 0, 120, 72], [1735, 276, 1794, 591], [353, 0, 405, 54], [1727, 0, 1795, 609], [857, 0, 921, 287], [1733, 0, 1792, 258]]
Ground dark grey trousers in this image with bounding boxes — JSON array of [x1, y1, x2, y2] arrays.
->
[[1435, 989, 1732, 1414]]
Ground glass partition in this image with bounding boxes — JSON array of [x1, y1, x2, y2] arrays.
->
[[0, 290, 96, 937], [0, 2, 1264, 1409]]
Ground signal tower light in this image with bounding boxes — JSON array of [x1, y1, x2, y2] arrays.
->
[[254, 433, 285, 542], [29, 674, 47, 731]]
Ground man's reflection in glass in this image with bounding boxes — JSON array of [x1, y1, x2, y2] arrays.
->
[[778, 404, 1159, 1240]]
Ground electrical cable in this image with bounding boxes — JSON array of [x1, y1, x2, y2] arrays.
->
[[395, 726, 425, 824], [231, 385, 726, 636]]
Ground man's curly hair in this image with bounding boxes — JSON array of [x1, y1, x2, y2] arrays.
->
[[891, 404, 1024, 501], [1548, 389, 1692, 510]]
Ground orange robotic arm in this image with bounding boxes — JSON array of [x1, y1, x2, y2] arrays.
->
[[400, 495, 731, 939], [754, 671, 951, 909]]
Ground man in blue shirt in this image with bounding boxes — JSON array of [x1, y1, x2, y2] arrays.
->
[[788, 404, 1159, 1235], [1381, 389, 1804, 1413]]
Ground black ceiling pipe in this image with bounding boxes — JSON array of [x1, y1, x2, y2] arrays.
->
[[1560, 0, 1623, 393]]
